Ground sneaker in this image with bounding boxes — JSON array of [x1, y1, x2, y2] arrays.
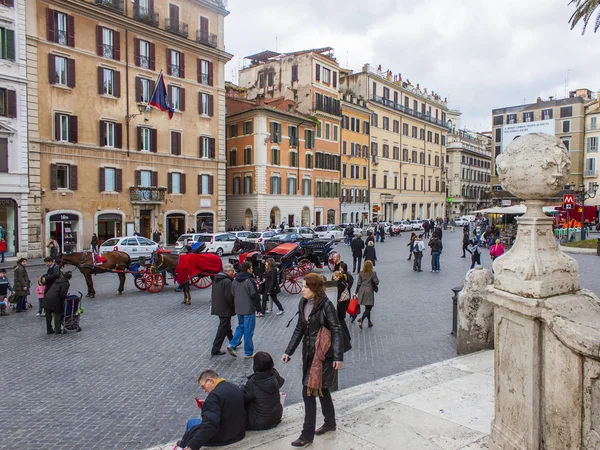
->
[[265, 309, 273, 313], [256, 312, 264, 317], [244, 353, 255, 359], [226, 346, 237, 357], [36, 313, 41, 317], [277, 310, 284, 316]]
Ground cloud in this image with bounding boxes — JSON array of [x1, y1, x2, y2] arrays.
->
[[225, 0, 600, 131]]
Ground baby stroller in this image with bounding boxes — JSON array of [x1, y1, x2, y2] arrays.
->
[[62, 291, 83, 333]]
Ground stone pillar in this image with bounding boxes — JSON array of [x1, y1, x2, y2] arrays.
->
[[456, 266, 494, 355], [488, 133, 600, 450]]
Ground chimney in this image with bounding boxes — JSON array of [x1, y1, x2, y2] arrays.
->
[[256, 94, 265, 106], [536, 97, 542, 103]]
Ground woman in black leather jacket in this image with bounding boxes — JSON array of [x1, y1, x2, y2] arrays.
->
[[282, 273, 344, 448]]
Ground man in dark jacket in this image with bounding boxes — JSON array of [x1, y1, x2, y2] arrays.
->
[[228, 261, 260, 359], [178, 370, 245, 450], [210, 264, 235, 356], [462, 229, 472, 258], [350, 235, 365, 274], [44, 271, 71, 335], [42, 257, 61, 293], [428, 234, 443, 272]]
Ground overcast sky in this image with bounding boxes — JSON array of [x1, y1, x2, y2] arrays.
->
[[224, 0, 599, 131]]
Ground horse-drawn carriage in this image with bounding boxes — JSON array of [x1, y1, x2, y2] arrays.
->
[[146, 251, 223, 293]]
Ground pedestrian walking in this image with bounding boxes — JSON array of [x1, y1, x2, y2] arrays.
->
[[90, 233, 98, 253], [282, 273, 344, 448], [0, 238, 6, 263], [0, 268, 13, 315], [36, 277, 45, 316], [333, 270, 351, 341], [344, 226, 353, 245], [461, 229, 471, 258], [469, 240, 481, 269], [363, 241, 377, 266], [44, 270, 71, 335], [489, 239, 505, 261], [378, 224, 385, 243], [355, 260, 379, 329], [13, 258, 31, 313], [330, 252, 342, 275], [412, 235, 425, 272], [366, 232, 375, 246], [350, 234, 364, 273], [210, 264, 235, 356], [407, 232, 416, 261], [152, 229, 162, 243], [47, 238, 59, 261], [428, 234, 443, 272], [261, 258, 284, 315], [228, 261, 261, 359]]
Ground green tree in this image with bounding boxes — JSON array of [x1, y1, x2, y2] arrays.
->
[[569, 0, 600, 33]]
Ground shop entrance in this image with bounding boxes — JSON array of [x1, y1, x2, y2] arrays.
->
[[196, 213, 213, 233], [315, 211, 321, 226], [166, 213, 185, 245], [288, 214, 295, 227], [97, 214, 122, 245], [0, 199, 17, 256], [301, 207, 310, 226], [49, 212, 79, 253], [140, 210, 152, 238], [270, 207, 281, 228]]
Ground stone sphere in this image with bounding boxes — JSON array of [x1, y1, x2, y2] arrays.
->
[[495, 133, 571, 200]]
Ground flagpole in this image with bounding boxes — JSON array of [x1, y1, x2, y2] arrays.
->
[[146, 70, 163, 112]]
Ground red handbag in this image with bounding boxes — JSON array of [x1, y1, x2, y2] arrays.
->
[[346, 296, 359, 316]]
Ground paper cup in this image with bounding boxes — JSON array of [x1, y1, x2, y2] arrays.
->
[[280, 392, 287, 407]]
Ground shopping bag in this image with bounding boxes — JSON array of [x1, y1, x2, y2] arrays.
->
[[346, 296, 359, 316]]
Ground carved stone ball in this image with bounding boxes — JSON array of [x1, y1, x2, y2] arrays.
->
[[495, 133, 571, 200]]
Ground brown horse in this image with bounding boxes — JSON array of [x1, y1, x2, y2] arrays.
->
[[150, 252, 191, 302], [58, 251, 131, 298]]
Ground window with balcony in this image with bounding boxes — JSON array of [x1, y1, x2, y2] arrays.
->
[[0, 27, 15, 61], [47, 10, 74, 47], [167, 49, 184, 78], [135, 39, 154, 69], [134, 0, 158, 26], [139, 170, 152, 187]]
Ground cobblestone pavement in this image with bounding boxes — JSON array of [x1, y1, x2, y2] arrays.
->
[[2, 230, 600, 449]]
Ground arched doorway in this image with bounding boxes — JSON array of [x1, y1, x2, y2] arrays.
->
[[270, 207, 281, 228], [327, 209, 336, 224], [301, 207, 310, 226], [196, 212, 214, 233], [165, 212, 186, 244], [96, 211, 124, 245], [244, 209, 253, 230]]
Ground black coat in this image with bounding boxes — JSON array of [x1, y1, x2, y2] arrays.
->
[[428, 238, 443, 254], [179, 381, 245, 450], [243, 368, 284, 431], [350, 237, 365, 257], [264, 268, 278, 295], [44, 275, 69, 314], [43, 264, 61, 294], [285, 295, 343, 389], [363, 246, 376, 263], [13, 263, 30, 296], [211, 272, 234, 317]]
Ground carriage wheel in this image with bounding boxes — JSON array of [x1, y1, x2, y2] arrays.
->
[[299, 259, 314, 274], [134, 275, 147, 291], [327, 254, 336, 272], [146, 274, 165, 293], [191, 275, 213, 289], [283, 267, 303, 295]]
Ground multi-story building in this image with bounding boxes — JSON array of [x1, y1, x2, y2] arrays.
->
[[583, 92, 600, 206], [25, 0, 231, 252], [237, 47, 342, 226], [341, 64, 450, 221], [225, 93, 316, 230], [0, 0, 30, 257], [340, 92, 370, 225], [445, 120, 492, 217], [490, 89, 592, 204]]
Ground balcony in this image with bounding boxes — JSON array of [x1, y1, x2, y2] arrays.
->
[[584, 169, 598, 178], [95, 0, 123, 14], [196, 29, 217, 48], [371, 95, 451, 130], [102, 44, 113, 59], [133, 5, 159, 27], [130, 187, 167, 204], [165, 18, 188, 38]]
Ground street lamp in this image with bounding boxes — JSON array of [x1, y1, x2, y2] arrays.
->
[[564, 182, 599, 240], [125, 103, 148, 123]]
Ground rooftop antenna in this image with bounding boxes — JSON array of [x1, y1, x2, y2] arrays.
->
[[346, 50, 349, 68], [565, 69, 570, 98]]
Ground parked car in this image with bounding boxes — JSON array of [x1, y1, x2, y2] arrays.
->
[[194, 233, 239, 256], [100, 236, 158, 259], [454, 217, 468, 226], [314, 225, 344, 241], [230, 231, 252, 241], [246, 231, 278, 245], [285, 227, 317, 239], [175, 233, 203, 250], [409, 220, 425, 231], [394, 220, 412, 232], [266, 232, 306, 244]]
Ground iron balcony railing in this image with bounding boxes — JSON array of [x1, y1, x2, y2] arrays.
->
[[130, 187, 167, 204], [56, 30, 67, 45], [371, 95, 451, 129], [102, 44, 113, 59], [171, 64, 180, 77], [133, 5, 159, 26], [196, 29, 217, 47], [139, 55, 150, 69], [95, 0, 123, 13], [165, 18, 189, 38]]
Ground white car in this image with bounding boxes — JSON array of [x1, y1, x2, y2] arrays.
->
[[314, 225, 344, 241], [394, 220, 411, 232], [175, 233, 203, 250], [246, 231, 278, 245], [409, 220, 425, 231], [454, 217, 468, 226], [230, 231, 252, 241], [194, 233, 239, 256], [285, 227, 316, 239], [339, 223, 363, 236], [100, 236, 158, 259]]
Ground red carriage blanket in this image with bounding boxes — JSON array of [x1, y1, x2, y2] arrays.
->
[[174, 253, 223, 284]]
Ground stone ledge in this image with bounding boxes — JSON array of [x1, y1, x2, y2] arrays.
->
[[558, 245, 597, 255]]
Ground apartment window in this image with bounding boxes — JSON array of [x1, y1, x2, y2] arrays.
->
[[393, 146, 399, 160], [428, 179, 431, 191], [403, 177, 407, 190], [403, 148, 409, 161], [0, 88, 16, 118], [560, 106, 573, 118], [591, 117, 597, 130], [287, 177, 297, 195], [198, 174, 213, 195], [244, 147, 252, 164], [435, 155, 440, 166], [288, 125, 299, 147], [103, 167, 117, 192], [383, 117, 389, 131], [363, 121, 370, 134], [56, 164, 69, 189], [140, 170, 152, 187], [412, 178, 416, 190], [322, 67, 330, 84], [316, 121, 321, 138], [420, 129, 425, 140], [302, 178, 311, 195], [420, 152, 425, 164], [363, 166, 367, 180], [372, 113, 378, 127], [243, 175, 252, 194], [48, 10, 74, 46], [170, 131, 182, 155], [305, 129, 314, 149], [413, 99, 418, 111], [412, 126, 417, 138], [232, 177, 241, 195], [137, 39, 152, 69], [562, 120, 570, 133], [168, 49, 183, 78], [229, 123, 238, 138], [542, 108, 553, 120], [588, 137, 598, 153], [243, 120, 253, 135], [139, 127, 152, 151], [507, 114, 517, 124], [101, 121, 116, 147], [394, 176, 398, 190], [198, 136, 214, 158], [427, 131, 433, 142], [428, 154, 431, 165], [420, 178, 424, 191], [54, 56, 68, 86], [523, 111, 534, 122], [403, 123, 408, 136], [137, 78, 151, 102], [325, 123, 331, 140], [170, 172, 182, 194], [290, 151, 298, 167], [393, 120, 399, 133], [270, 176, 282, 194], [102, 68, 115, 96], [291, 64, 298, 82], [382, 144, 389, 158], [372, 173, 377, 188], [271, 148, 280, 165], [170, 86, 183, 110], [383, 175, 388, 189], [493, 115, 504, 126], [0, 27, 15, 61], [342, 164, 347, 178], [55, 113, 77, 142], [229, 149, 237, 166], [333, 125, 338, 141], [412, 150, 417, 162], [305, 154, 313, 169], [495, 128, 501, 142], [562, 139, 570, 151], [316, 181, 322, 197], [98, 27, 116, 59]]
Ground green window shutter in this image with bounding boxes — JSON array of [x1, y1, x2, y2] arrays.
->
[[6, 29, 15, 61], [277, 124, 282, 143]]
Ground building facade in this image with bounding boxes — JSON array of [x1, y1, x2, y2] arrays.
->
[[490, 89, 591, 204], [340, 93, 370, 225], [237, 47, 341, 226], [0, 0, 30, 257], [225, 94, 316, 230], [583, 92, 600, 206], [26, 0, 231, 253], [445, 126, 492, 217]]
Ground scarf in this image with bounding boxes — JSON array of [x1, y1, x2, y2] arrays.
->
[[306, 325, 332, 397]]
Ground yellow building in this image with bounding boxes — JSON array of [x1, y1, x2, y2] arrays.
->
[[26, 0, 232, 253], [340, 93, 371, 225], [341, 64, 449, 221]]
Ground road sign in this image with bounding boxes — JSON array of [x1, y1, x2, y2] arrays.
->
[[563, 194, 575, 210]]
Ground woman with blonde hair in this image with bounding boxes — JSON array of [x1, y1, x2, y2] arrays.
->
[[355, 260, 379, 329]]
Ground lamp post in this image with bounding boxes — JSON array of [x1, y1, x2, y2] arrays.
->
[[125, 103, 148, 123], [565, 182, 599, 240]]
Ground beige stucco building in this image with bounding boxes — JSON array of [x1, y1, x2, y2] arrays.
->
[[583, 92, 600, 206], [26, 0, 231, 253], [341, 64, 450, 221]]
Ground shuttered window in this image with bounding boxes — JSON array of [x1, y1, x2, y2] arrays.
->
[[98, 67, 121, 97], [0, 138, 8, 173], [0, 27, 15, 61], [50, 163, 77, 190], [0, 88, 17, 118], [46, 9, 75, 47], [96, 26, 120, 60], [198, 136, 215, 158], [54, 114, 77, 143], [99, 121, 123, 148], [198, 92, 213, 116], [134, 38, 155, 70], [98, 167, 122, 192], [198, 174, 214, 195], [49, 55, 76, 88], [197, 58, 213, 85], [170, 131, 182, 155]]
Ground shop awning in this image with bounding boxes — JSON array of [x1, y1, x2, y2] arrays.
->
[[471, 205, 527, 215]]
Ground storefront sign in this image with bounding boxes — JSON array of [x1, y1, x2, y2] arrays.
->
[[200, 199, 211, 208], [0, 199, 16, 206], [49, 213, 79, 221], [98, 214, 122, 221]]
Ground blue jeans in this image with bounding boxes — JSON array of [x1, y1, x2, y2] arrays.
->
[[431, 252, 441, 271], [16, 295, 27, 312], [186, 418, 202, 432], [229, 313, 256, 356], [38, 298, 44, 314], [345, 235, 351, 245]]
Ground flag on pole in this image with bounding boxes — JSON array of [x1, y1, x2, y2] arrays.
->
[[148, 72, 174, 119]]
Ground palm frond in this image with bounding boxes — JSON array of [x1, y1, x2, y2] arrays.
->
[[569, 0, 600, 34]]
